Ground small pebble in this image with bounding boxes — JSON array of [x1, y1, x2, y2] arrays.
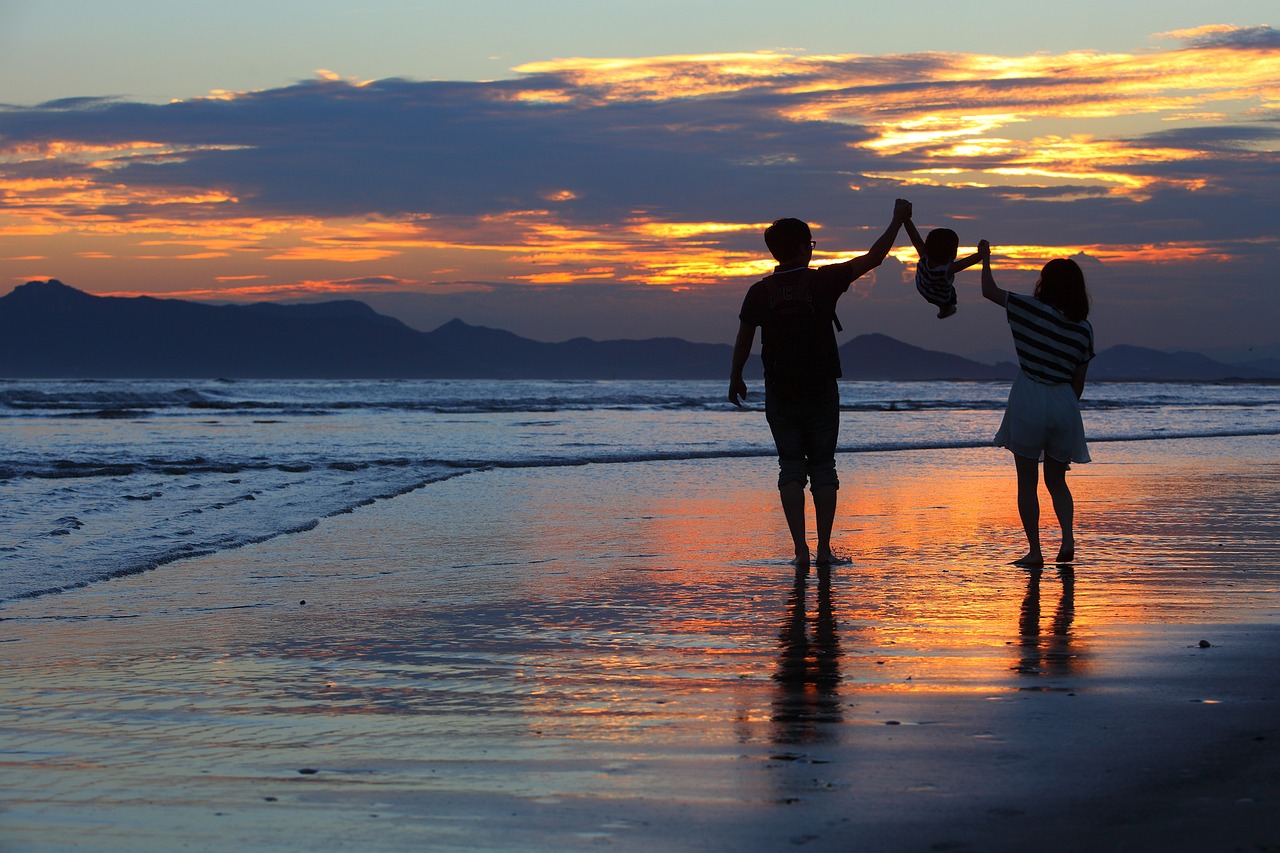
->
[[1199, 640, 1212, 648], [298, 768, 319, 775], [299, 600, 306, 605]]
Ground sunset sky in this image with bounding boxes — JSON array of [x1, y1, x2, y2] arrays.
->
[[1, 0, 1277, 358]]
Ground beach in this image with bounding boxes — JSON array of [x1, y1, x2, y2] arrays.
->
[[3, 435, 1279, 851]]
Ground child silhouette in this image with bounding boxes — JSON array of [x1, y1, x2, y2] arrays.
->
[[903, 217, 984, 318]]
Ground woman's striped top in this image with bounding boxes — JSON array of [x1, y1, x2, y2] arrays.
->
[[1006, 292, 1094, 385]]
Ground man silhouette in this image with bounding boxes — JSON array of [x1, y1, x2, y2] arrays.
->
[[729, 199, 911, 566]]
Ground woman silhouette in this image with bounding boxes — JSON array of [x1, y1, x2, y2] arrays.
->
[[980, 244, 1094, 568]]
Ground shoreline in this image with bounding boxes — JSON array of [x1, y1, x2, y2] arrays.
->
[[3, 438, 1279, 850], [8, 428, 1280, 610]]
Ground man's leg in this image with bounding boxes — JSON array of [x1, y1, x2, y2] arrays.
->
[[767, 389, 811, 566], [779, 480, 810, 566], [812, 483, 838, 564], [807, 383, 843, 565]]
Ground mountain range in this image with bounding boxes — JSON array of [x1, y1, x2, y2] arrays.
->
[[2, 280, 1277, 382]]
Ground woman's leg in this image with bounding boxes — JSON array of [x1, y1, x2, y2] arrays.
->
[[1014, 454, 1043, 566], [1043, 457, 1074, 561]]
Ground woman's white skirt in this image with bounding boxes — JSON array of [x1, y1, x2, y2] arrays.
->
[[994, 370, 1090, 463]]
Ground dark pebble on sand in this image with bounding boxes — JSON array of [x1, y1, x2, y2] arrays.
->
[[299, 600, 306, 605], [298, 768, 319, 775], [1199, 639, 1212, 648]]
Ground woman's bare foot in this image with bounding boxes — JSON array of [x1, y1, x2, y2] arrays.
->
[[790, 550, 811, 568], [1056, 542, 1075, 563], [815, 550, 852, 566], [1013, 552, 1044, 569]]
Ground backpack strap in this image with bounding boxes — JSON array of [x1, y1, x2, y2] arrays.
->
[[764, 269, 842, 333]]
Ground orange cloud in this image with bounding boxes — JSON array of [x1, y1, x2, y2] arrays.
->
[[512, 51, 806, 102], [629, 221, 764, 240], [516, 39, 1278, 202], [0, 139, 252, 167], [265, 245, 401, 262], [99, 274, 419, 301]]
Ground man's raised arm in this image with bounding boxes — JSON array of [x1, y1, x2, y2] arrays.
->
[[843, 198, 912, 280]]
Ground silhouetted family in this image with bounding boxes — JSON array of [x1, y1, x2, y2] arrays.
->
[[729, 199, 1093, 570]]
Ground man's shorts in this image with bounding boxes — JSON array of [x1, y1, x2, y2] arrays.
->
[[764, 381, 840, 490]]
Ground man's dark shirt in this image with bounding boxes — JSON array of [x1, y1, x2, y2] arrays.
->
[[738, 263, 857, 392]]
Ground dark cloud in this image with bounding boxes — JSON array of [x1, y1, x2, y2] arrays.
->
[[1135, 124, 1280, 150], [1181, 25, 1280, 49], [0, 76, 863, 222], [331, 275, 414, 287], [25, 96, 122, 110]]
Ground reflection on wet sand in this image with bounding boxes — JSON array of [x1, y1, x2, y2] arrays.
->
[[1015, 567, 1083, 682], [771, 566, 842, 745], [3, 444, 1280, 852]]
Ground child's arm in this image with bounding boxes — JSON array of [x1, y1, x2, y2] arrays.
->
[[903, 217, 927, 258], [979, 240, 1008, 307], [948, 251, 984, 275], [841, 198, 912, 279]]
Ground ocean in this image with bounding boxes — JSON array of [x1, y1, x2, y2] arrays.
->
[[3, 377, 1279, 603]]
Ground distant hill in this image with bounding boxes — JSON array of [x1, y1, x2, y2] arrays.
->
[[0, 280, 458, 378], [839, 333, 1015, 380], [0, 280, 730, 379], [423, 318, 732, 379], [1089, 344, 1278, 382], [1, 281, 1276, 381], [1240, 357, 1280, 377]]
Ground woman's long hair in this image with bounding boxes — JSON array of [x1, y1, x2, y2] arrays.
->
[[1034, 258, 1090, 322]]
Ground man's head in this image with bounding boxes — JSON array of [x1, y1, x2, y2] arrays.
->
[[764, 218, 813, 263], [923, 228, 960, 264]]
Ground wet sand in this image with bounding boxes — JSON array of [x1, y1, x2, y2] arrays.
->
[[3, 436, 1279, 851]]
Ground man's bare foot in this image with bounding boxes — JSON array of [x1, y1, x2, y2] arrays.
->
[[1013, 552, 1044, 569], [790, 551, 811, 568], [815, 551, 852, 566], [1056, 542, 1075, 563]]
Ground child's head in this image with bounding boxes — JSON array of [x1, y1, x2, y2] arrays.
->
[[923, 228, 960, 263], [764, 218, 812, 262], [1034, 258, 1090, 322]]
